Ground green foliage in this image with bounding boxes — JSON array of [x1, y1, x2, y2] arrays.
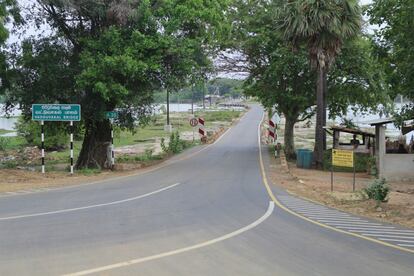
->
[[363, 178, 390, 203], [3, 0, 232, 169], [368, 0, 414, 120], [0, 160, 18, 169], [0, 136, 9, 151], [280, 0, 362, 70], [195, 110, 241, 122], [15, 118, 68, 151], [161, 131, 186, 154], [77, 168, 102, 176]]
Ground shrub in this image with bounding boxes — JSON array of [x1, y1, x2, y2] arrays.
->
[[160, 131, 185, 154], [15, 117, 81, 151], [0, 137, 9, 151], [363, 178, 389, 203]]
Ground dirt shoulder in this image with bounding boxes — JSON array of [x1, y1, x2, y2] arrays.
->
[[266, 150, 414, 229]]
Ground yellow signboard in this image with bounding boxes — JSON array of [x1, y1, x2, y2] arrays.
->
[[332, 149, 354, 167]]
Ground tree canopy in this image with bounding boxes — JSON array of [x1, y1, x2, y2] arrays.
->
[[2, 0, 231, 168], [368, 0, 414, 119]]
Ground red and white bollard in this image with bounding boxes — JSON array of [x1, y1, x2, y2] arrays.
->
[[268, 119, 276, 143], [198, 117, 205, 139]]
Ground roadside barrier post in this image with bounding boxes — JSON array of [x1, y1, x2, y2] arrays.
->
[[111, 125, 115, 169], [70, 121, 74, 174], [41, 120, 45, 174], [198, 117, 205, 139]]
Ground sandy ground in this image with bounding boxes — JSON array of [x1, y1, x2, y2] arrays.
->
[[264, 113, 414, 229], [267, 154, 414, 229]]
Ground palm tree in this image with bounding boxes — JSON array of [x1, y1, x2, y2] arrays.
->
[[280, 0, 361, 168]]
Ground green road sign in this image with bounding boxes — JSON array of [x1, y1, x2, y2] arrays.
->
[[32, 104, 81, 121], [105, 111, 119, 119]]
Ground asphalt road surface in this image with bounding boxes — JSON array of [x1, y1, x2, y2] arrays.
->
[[0, 106, 413, 275]]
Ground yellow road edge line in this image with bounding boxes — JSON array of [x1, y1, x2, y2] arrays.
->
[[257, 112, 414, 255]]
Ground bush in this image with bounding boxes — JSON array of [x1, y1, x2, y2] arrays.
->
[[161, 131, 185, 154], [363, 178, 389, 203], [1, 160, 18, 169], [15, 117, 69, 151], [0, 137, 9, 151]]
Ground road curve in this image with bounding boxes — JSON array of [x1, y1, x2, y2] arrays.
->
[[0, 105, 413, 275]]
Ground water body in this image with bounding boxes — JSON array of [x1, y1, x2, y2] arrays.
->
[[1, 103, 411, 140]]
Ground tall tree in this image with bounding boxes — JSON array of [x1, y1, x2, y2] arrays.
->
[[368, 0, 414, 119], [10, 0, 229, 169], [0, 0, 21, 110], [280, 0, 362, 168]]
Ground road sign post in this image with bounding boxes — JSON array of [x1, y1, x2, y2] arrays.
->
[[70, 121, 74, 174], [106, 111, 118, 169], [331, 149, 355, 192], [189, 117, 198, 142], [32, 104, 81, 174]]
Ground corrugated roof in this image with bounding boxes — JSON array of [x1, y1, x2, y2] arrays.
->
[[330, 126, 375, 137]]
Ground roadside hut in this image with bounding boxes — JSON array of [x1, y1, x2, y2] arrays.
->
[[329, 126, 376, 154], [370, 118, 414, 181]]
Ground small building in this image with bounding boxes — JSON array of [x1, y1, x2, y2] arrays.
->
[[329, 126, 376, 154], [370, 118, 414, 181]]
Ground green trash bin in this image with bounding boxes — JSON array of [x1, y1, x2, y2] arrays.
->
[[296, 149, 307, 168], [302, 151, 314, 169]]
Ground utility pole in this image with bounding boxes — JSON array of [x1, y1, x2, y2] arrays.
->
[[164, 89, 172, 132], [166, 89, 170, 125], [191, 84, 194, 115], [203, 81, 206, 110]]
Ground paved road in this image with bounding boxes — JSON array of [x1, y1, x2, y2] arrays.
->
[[0, 106, 413, 275]]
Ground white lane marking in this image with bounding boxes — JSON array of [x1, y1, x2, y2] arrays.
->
[[398, 244, 414, 247], [63, 201, 275, 276], [316, 218, 366, 223], [326, 222, 382, 226], [289, 206, 333, 211], [363, 234, 414, 239], [379, 238, 414, 243], [296, 211, 349, 216], [337, 226, 396, 230], [0, 183, 181, 221], [350, 230, 414, 235], [306, 215, 353, 219]]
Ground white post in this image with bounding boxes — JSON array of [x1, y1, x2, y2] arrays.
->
[[111, 126, 115, 169], [70, 121, 74, 174], [41, 120, 45, 174]]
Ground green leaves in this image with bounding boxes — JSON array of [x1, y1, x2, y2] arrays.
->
[[368, 0, 414, 113]]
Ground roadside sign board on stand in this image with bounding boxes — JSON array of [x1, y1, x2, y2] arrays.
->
[[32, 104, 81, 174], [32, 104, 81, 121], [332, 149, 354, 167], [331, 149, 356, 192], [106, 111, 118, 169], [105, 111, 119, 120], [190, 117, 198, 142], [190, 117, 198, 127]]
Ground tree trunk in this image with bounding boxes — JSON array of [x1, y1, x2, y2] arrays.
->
[[76, 119, 112, 169], [284, 115, 297, 160], [322, 69, 327, 151], [314, 66, 326, 168]]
